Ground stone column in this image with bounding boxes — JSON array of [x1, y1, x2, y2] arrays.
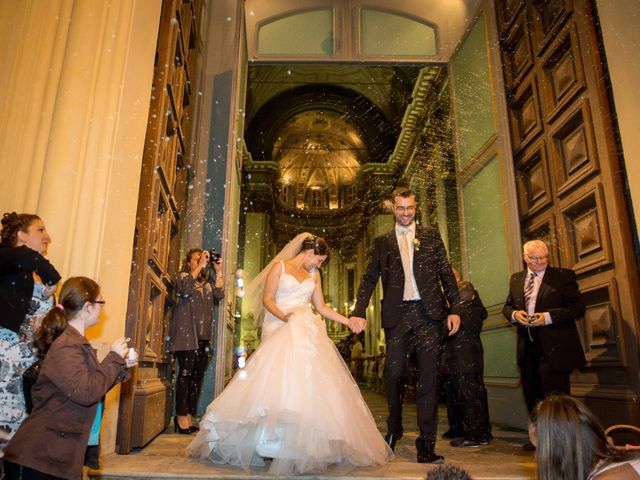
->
[[0, 0, 161, 455]]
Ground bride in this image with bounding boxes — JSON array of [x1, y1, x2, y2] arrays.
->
[[186, 233, 393, 475]]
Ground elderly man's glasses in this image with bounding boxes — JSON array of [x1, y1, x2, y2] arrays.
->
[[525, 255, 547, 261]]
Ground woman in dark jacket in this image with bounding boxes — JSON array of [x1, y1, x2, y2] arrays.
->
[[0, 212, 60, 452], [169, 248, 224, 433], [3, 276, 137, 480]]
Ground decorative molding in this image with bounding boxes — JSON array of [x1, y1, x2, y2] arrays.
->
[[549, 99, 599, 196], [508, 77, 543, 152], [514, 138, 553, 218], [539, 22, 585, 124], [559, 182, 612, 273]]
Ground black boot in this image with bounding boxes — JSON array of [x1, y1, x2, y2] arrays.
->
[[384, 433, 401, 451]]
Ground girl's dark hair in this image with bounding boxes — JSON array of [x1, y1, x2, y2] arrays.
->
[[180, 248, 209, 282], [1, 212, 40, 247], [34, 277, 100, 356], [530, 394, 615, 480], [299, 235, 329, 256]]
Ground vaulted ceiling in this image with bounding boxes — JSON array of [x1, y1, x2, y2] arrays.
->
[[242, 65, 424, 246], [239, 3, 471, 247]]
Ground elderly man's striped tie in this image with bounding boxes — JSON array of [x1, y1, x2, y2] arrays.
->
[[524, 272, 535, 311]]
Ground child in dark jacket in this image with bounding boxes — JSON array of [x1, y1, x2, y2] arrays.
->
[[439, 269, 492, 447]]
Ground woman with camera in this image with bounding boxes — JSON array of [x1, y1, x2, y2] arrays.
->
[[169, 248, 224, 433]]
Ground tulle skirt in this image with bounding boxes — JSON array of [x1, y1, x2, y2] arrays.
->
[[186, 306, 393, 475]]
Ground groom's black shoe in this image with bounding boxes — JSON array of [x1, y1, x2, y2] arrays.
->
[[384, 433, 401, 451], [417, 451, 444, 464]]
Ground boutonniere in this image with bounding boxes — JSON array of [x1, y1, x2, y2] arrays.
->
[[412, 238, 420, 251]]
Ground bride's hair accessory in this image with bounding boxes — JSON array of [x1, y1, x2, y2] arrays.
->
[[300, 234, 329, 256]]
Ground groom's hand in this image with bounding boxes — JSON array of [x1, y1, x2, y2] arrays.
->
[[348, 316, 366, 334], [447, 314, 461, 336]]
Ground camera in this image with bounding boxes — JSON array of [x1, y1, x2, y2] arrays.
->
[[208, 248, 221, 263], [527, 315, 536, 323]]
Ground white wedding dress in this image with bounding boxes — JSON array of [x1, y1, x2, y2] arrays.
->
[[186, 265, 393, 475]]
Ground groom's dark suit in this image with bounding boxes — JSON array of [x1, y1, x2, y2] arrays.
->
[[503, 266, 585, 412], [353, 225, 461, 454]]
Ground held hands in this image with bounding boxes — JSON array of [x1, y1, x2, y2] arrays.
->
[[447, 314, 461, 336], [514, 310, 545, 327], [348, 316, 366, 334]]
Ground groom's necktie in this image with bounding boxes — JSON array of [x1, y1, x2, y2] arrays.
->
[[400, 230, 417, 299]]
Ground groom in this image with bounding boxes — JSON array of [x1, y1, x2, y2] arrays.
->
[[350, 187, 461, 464]]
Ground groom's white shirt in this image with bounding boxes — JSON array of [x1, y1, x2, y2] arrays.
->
[[395, 222, 420, 301]]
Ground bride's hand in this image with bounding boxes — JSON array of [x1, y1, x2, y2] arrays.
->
[[348, 317, 366, 334], [283, 312, 295, 322]]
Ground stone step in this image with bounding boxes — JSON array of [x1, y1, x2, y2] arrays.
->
[[90, 390, 535, 479], [90, 430, 534, 480]]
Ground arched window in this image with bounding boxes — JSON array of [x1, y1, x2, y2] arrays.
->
[[360, 8, 437, 57], [257, 9, 333, 56]]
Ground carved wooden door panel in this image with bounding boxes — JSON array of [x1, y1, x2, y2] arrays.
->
[[117, 0, 204, 452], [496, 0, 640, 424]]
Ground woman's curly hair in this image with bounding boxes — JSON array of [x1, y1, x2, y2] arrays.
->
[[1, 212, 40, 247]]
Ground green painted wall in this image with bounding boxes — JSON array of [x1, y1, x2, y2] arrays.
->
[[451, 12, 524, 426], [451, 13, 495, 168], [462, 155, 519, 386], [462, 156, 510, 307], [482, 317, 519, 378]]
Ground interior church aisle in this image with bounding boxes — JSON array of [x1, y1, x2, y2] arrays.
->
[[91, 389, 534, 479]]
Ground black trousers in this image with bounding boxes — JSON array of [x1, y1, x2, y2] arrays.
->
[[175, 340, 211, 416], [445, 372, 492, 441], [521, 331, 571, 413], [4, 460, 63, 480], [443, 374, 464, 436], [384, 301, 442, 453]]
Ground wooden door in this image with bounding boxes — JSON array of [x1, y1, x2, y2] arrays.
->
[[116, 0, 205, 452], [496, 0, 640, 424]]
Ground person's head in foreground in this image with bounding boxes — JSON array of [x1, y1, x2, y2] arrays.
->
[[425, 463, 472, 480], [529, 393, 624, 480]]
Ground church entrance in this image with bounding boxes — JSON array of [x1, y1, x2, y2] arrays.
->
[[117, 0, 640, 451]]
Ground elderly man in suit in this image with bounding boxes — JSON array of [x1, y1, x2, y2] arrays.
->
[[503, 239, 586, 447], [349, 187, 461, 464]]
